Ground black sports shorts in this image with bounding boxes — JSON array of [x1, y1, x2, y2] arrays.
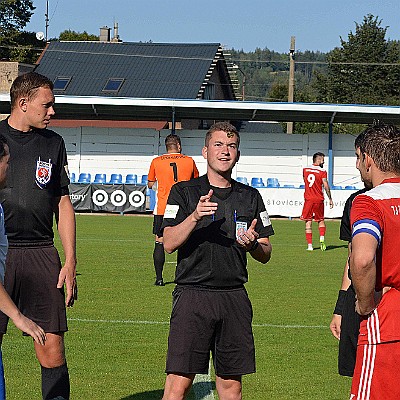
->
[[166, 285, 255, 376], [152, 214, 164, 236], [0, 243, 68, 334], [338, 285, 361, 377]]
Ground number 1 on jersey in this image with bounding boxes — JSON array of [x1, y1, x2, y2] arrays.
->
[[170, 162, 178, 182]]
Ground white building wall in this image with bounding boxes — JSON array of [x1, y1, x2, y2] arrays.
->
[[55, 126, 362, 188]]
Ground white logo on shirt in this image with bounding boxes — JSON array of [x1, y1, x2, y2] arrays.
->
[[164, 204, 179, 219], [260, 211, 271, 227]]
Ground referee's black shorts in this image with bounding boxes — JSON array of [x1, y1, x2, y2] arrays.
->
[[166, 285, 255, 376], [338, 285, 361, 377], [0, 242, 68, 334]]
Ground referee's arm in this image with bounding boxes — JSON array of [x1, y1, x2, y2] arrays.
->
[[55, 194, 78, 307]]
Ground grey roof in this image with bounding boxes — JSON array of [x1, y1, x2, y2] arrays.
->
[[35, 41, 228, 99]]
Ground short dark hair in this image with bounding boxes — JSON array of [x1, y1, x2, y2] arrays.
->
[[165, 133, 181, 150], [313, 152, 325, 163], [355, 122, 400, 174], [0, 134, 8, 160], [10, 72, 54, 110], [205, 122, 240, 147]]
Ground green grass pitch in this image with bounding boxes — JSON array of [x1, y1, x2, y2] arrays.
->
[[2, 214, 352, 399]]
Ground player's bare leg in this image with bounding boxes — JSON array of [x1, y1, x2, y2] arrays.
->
[[162, 373, 195, 400], [215, 375, 242, 400], [34, 332, 70, 400]]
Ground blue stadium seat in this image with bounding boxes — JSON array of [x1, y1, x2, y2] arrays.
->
[[93, 173, 107, 184], [148, 189, 156, 211], [109, 173, 122, 184], [125, 174, 137, 184], [345, 185, 356, 190], [267, 178, 280, 188], [70, 172, 75, 183], [78, 173, 91, 184], [251, 177, 265, 187], [236, 177, 248, 185], [332, 185, 343, 190], [299, 184, 305, 189], [141, 174, 148, 185]]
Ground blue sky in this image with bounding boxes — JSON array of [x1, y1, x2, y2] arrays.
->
[[26, 0, 400, 53]]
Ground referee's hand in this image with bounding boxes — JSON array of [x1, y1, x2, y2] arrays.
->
[[192, 189, 218, 221], [57, 261, 78, 307]]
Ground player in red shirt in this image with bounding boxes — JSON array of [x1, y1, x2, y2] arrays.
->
[[349, 122, 400, 400], [301, 152, 333, 251], [148, 134, 199, 286]]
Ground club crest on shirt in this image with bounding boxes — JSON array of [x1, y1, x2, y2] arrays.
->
[[35, 158, 52, 189]]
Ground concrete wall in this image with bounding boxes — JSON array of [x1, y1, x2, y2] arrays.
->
[[55, 126, 361, 188]]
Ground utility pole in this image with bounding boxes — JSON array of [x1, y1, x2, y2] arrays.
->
[[45, 1, 49, 42], [287, 36, 295, 134]]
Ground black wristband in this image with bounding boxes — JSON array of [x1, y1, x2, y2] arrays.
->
[[333, 289, 347, 315], [248, 240, 259, 252]]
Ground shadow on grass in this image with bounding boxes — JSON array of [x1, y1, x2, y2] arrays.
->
[[120, 381, 216, 399], [120, 389, 163, 400], [326, 244, 348, 250]]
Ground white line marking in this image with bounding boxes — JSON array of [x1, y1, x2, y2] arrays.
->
[[67, 318, 326, 329]]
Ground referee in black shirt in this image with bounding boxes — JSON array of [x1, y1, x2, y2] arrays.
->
[[161, 122, 273, 400], [330, 187, 369, 376], [0, 73, 77, 399]]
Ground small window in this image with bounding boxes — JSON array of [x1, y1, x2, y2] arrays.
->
[[53, 77, 71, 91], [103, 78, 124, 92]]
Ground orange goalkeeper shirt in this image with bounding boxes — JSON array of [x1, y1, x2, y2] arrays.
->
[[148, 153, 199, 215]]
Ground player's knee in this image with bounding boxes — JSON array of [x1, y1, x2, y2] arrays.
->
[[163, 374, 193, 400]]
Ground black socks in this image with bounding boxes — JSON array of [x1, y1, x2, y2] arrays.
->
[[153, 241, 165, 281], [41, 363, 70, 400]]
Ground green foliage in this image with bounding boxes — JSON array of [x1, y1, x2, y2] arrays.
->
[[59, 29, 99, 41], [230, 47, 326, 103], [0, 0, 34, 34], [0, 0, 41, 62], [2, 215, 350, 399], [318, 14, 400, 106], [0, 30, 46, 63]]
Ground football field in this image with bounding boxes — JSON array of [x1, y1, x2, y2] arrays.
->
[[3, 214, 352, 399]]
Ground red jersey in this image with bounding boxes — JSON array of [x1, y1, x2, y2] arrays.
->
[[351, 178, 400, 345], [148, 153, 199, 215], [303, 164, 327, 201]]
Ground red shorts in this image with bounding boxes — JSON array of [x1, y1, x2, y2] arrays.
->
[[350, 341, 400, 399], [300, 200, 324, 221]]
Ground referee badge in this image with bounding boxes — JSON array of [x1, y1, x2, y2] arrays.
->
[[35, 157, 52, 189]]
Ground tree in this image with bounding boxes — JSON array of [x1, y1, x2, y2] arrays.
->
[[0, 0, 40, 62], [316, 14, 400, 106], [0, 0, 34, 34], [59, 30, 98, 41]]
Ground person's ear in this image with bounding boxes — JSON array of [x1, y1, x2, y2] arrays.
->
[[364, 153, 373, 171], [202, 146, 208, 160], [19, 98, 27, 112]]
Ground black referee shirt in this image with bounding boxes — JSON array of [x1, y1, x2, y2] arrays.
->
[[0, 119, 70, 243], [339, 187, 369, 242], [162, 175, 274, 287]]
